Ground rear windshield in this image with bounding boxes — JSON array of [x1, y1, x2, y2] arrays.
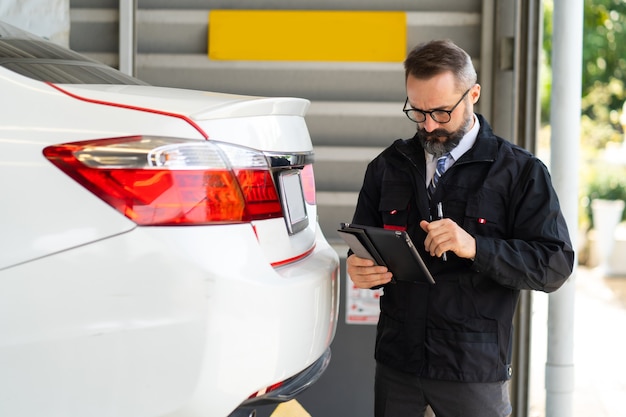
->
[[0, 37, 147, 86]]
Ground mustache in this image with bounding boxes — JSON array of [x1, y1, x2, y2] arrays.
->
[[416, 124, 466, 157], [418, 128, 452, 140]]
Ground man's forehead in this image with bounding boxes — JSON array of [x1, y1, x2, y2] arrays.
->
[[407, 88, 460, 110]]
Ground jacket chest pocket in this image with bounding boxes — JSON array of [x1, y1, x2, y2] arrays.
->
[[379, 181, 412, 230], [462, 190, 508, 237]]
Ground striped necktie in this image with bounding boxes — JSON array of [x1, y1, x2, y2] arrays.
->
[[428, 154, 449, 199]]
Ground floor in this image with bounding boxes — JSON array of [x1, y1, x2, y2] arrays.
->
[[529, 266, 626, 417]]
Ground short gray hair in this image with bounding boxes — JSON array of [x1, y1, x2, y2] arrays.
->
[[404, 39, 477, 92]]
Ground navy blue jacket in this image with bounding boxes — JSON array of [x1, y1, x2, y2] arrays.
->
[[351, 114, 574, 382]]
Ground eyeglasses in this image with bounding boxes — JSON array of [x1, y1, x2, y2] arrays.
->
[[403, 88, 471, 124]]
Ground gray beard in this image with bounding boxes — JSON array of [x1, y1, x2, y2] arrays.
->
[[416, 114, 473, 157]]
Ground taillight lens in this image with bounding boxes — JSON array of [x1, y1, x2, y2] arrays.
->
[[300, 164, 316, 205], [43, 136, 283, 225]]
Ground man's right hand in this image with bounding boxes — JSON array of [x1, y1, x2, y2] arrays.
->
[[346, 254, 393, 289]]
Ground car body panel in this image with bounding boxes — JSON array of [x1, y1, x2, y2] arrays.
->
[[0, 225, 339, 417]]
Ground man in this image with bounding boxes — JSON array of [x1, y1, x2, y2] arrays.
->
[[346, 39, 574, 417]]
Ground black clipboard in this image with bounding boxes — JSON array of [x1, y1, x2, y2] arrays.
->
[[337, 227, 386, 266], [338, 223, 435, 284]]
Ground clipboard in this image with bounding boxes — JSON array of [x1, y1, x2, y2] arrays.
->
[[336, 227, 386, 266], [338, 223, 435, 284]]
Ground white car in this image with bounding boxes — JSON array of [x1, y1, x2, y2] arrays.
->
[[0, 22, 339, 417]]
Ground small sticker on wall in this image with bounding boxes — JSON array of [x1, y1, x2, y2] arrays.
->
[[345, 273, 383, 325]]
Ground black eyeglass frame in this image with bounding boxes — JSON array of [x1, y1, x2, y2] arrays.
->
[[403, 88, 471, 124]]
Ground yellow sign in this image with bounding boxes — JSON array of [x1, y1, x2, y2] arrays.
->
[[209, 10, 406, 62]]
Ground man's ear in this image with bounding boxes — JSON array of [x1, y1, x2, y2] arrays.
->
[[470, 84, 481, 104]]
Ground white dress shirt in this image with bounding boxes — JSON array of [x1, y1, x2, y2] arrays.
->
[[425, 114, 480, 186]]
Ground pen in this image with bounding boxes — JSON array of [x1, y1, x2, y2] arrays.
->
[[437, 202, 447, 261]]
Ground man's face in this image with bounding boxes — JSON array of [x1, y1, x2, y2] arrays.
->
[[405, 72, 477, 157], [415, 105, 472, 157]]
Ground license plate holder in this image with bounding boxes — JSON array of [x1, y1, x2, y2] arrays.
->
[[278, 170, 308, 234]]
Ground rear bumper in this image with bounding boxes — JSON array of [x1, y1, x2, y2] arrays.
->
[[0, 223, 339, 417], [168, 224, 340, 417], [232, 347, 331, 414]]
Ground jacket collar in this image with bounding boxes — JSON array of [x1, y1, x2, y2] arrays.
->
[[457, 114, 498, 164]]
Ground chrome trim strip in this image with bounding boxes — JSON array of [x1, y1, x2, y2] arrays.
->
[[265, 152, 314, 168]]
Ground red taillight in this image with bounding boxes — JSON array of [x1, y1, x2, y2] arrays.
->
[[235, 169, 282, 219], [300, 164, 316, 205], [43, 136, 284, 225]]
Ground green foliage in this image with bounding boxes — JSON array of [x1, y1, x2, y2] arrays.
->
[[542, 0, 626, 124], [540, 1, 626, 233], [542, 0, 553, 68], [581, 162, 626, 228], [539, 49, 552, 125], [580, 82, 625, 150], [540, 1, 553, 124], [582, 0, 626, 99]]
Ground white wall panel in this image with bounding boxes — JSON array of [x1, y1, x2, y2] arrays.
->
[[0, 0, 70, 46]]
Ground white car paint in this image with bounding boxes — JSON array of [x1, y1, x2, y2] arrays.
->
[[0, 22, 339, 417]]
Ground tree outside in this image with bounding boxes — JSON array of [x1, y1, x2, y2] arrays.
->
[[542, 0, 626, 264]]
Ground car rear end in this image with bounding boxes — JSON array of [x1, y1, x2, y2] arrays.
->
[[0, 22, 339, 417]]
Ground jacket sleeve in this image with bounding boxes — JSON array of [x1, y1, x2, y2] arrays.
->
[[472, 158, 575, 292], [351, 158, 385, 228]]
